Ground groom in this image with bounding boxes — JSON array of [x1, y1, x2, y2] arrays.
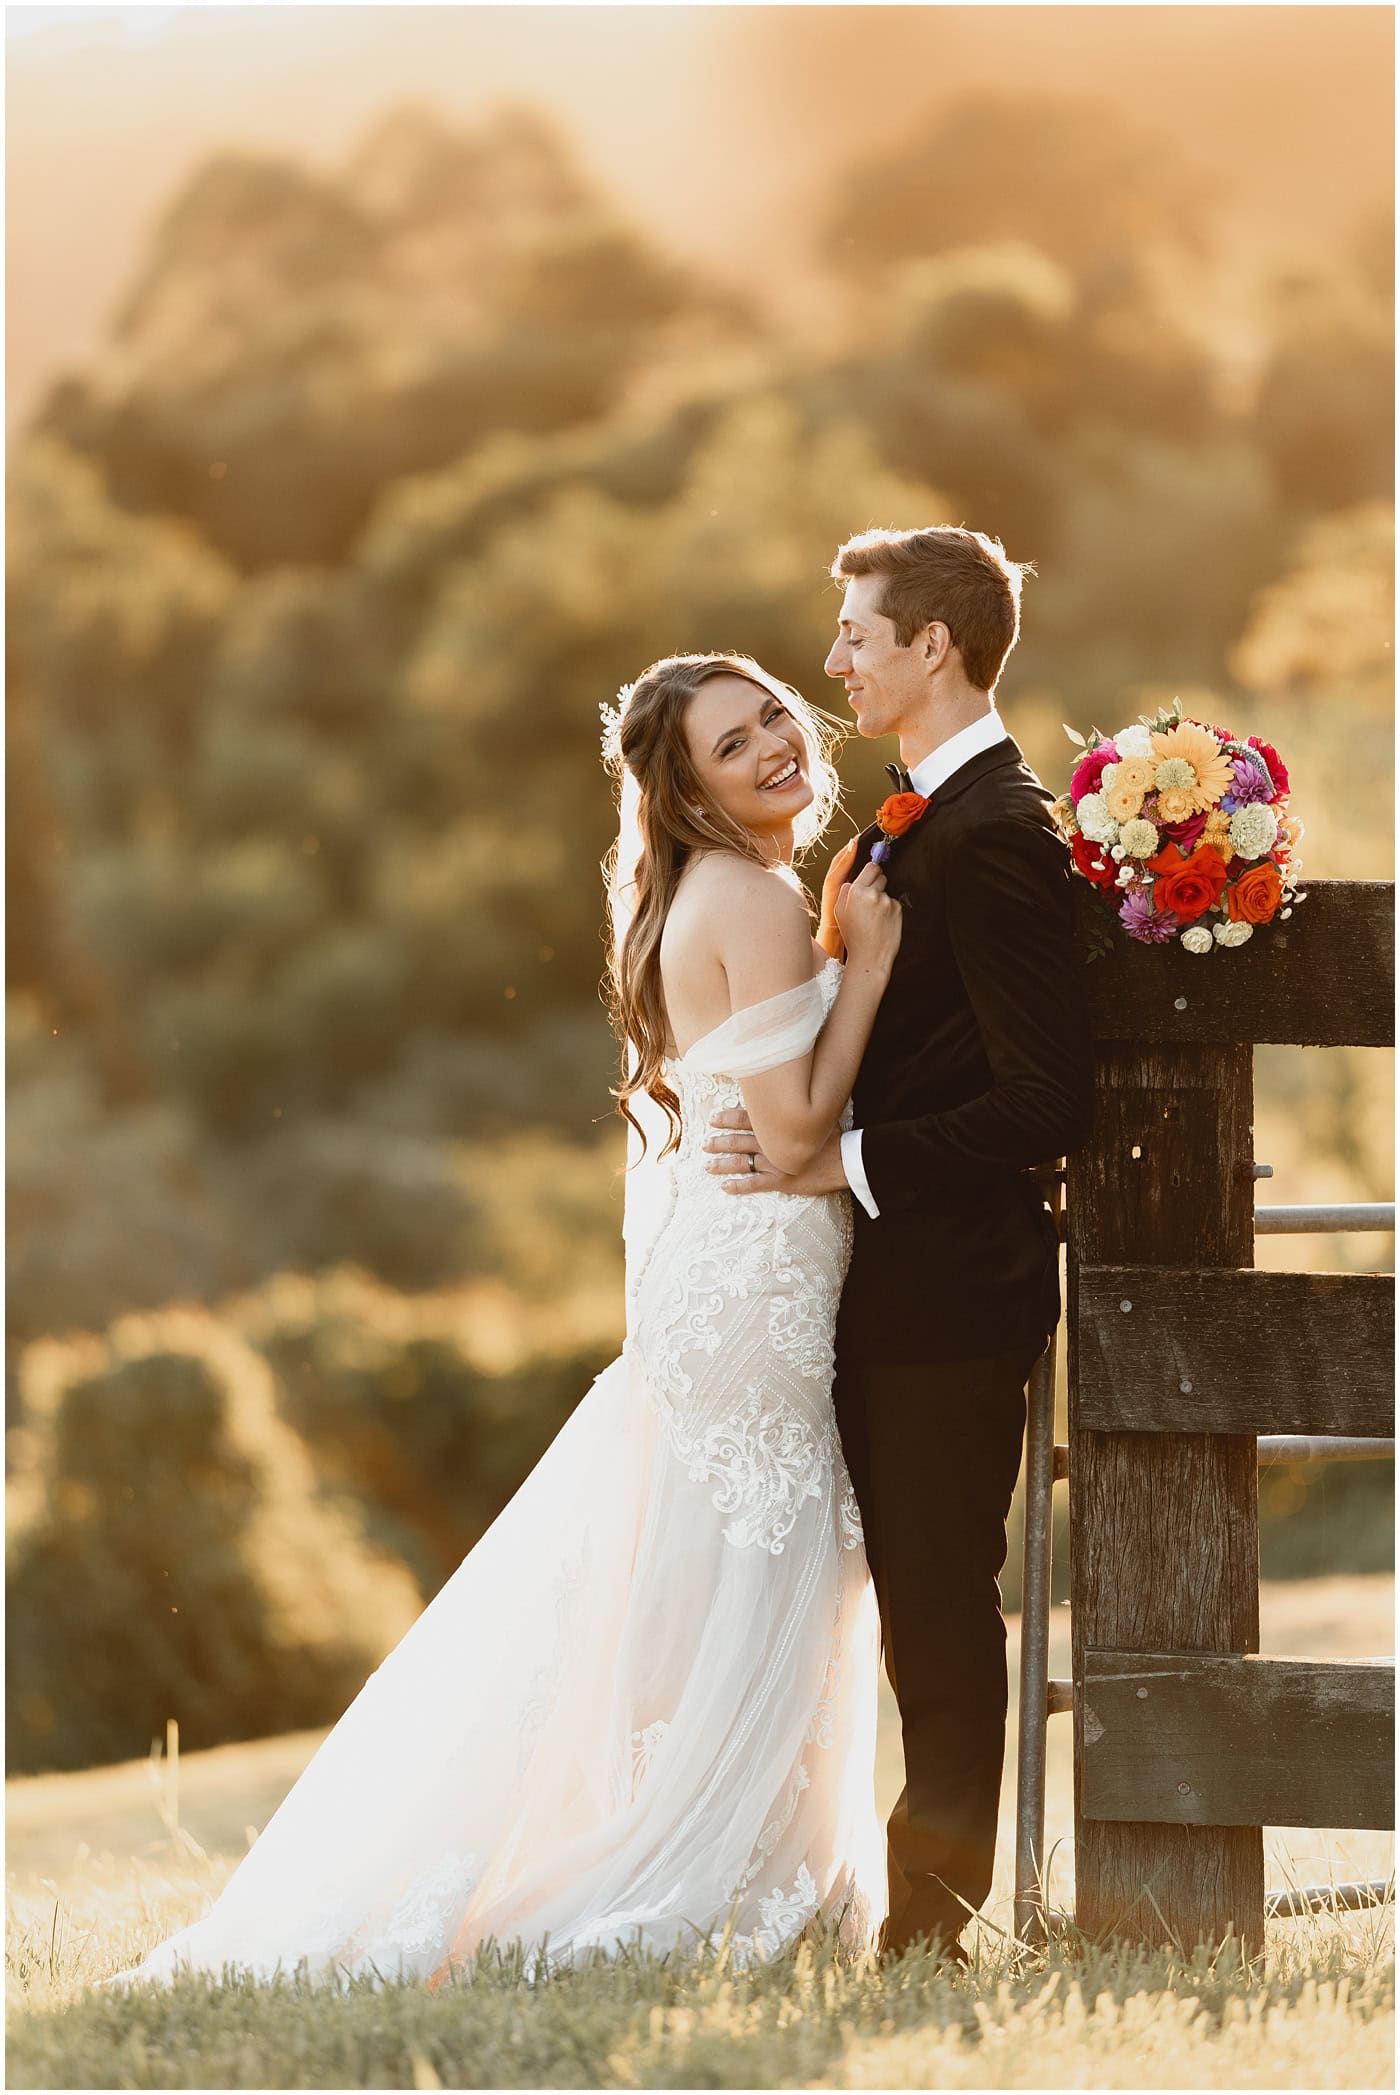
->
[[705, 524, 1094, 1960]]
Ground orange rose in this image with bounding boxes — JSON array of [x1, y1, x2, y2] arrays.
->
[[876, 791, 930, 838], [1145, 840, 1229, 925], [1227, 860, 1283, 925]]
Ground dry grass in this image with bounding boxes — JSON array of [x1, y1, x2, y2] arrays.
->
[[7, 1575, 1393, 2089]]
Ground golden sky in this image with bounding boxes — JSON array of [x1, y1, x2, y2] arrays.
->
[[7, 4, 1394, 426]]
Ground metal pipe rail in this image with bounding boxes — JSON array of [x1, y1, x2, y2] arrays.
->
[[1013, 1328, 1060, 1947], [1256, 1203, 1394, 1234], [1012, 1169, 1396, 1950], [1267, 1880, 1394, 1919], [1259, 1437, 1394, 1463]]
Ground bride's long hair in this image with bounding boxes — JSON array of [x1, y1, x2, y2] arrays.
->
[[602, 653, 842, 1158]]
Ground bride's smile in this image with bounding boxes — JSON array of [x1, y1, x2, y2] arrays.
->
[[683, 675, 816, 845]]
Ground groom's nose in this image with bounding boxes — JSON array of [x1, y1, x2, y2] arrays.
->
[[824, 637, 849, 678]]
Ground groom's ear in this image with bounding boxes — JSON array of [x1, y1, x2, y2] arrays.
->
[[921, 620, 952, 666]]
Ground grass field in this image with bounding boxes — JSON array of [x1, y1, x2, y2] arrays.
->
[[7, 1575, 1394, 2089]]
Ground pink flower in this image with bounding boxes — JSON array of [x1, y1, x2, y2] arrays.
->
[[1070, 742, 1120, 806], [1164, 810, 1209, 853]]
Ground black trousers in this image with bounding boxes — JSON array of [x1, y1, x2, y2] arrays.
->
[[833, 1337, 1046, 1953]]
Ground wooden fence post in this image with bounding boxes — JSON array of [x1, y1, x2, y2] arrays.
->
[[1067, 1039, 1265, 1953]]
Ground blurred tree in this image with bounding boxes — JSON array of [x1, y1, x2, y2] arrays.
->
[[1252, 265, 1393, 512], [1231, 502, 1394, 699], [8, 88, 1392, 1370], [37, 105, 752, 570], [7, 435, 236, 756], [1025, 429, 1290, 707], [822, 89, 1216, 281], [7, 1313, 421, 1773]]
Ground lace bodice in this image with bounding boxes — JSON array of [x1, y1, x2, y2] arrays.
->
[[623, 956, 859, 1560]]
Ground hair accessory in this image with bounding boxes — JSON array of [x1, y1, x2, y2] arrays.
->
[[599, 682, 633, 770]]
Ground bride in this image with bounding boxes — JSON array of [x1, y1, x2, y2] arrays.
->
[[113, 651, 902, 1987]]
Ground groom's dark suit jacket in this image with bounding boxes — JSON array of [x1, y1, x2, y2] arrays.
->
[[835, 735, 1095, 1366]]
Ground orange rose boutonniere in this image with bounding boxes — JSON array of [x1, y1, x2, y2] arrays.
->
[[870, 769, 930, 864], [876, 791, 929, 838]]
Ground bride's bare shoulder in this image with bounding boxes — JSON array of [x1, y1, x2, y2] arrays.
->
[[669, 853, 808, 945]]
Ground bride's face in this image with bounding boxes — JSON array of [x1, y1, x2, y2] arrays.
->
[[683, 675, 814, 842]]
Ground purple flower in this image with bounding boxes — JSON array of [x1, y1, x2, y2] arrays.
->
[[870, 838, 891, 866], [1119, 888, 1179, 943], [1228, 757, 1273, 807]]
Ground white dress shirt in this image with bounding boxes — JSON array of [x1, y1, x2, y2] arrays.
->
[[839, 708, 1010, 1220]]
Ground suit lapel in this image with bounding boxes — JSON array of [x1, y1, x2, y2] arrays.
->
[[846, 736, 1030, 884]]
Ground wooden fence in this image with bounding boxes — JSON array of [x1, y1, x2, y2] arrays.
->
[[1036, 877, 1394, 1955]]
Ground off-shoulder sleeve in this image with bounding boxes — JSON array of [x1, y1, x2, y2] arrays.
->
[[684, 973, 830, 1078]]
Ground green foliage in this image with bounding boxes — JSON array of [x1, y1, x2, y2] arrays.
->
[[7, 1313, 422, 1774]]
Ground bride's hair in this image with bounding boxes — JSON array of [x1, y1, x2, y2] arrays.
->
[[602, 653, 841, 1157]]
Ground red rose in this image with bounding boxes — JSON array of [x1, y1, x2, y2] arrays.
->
[[1071, 831, 1118, 891], [1146, 840, 1230, 925]]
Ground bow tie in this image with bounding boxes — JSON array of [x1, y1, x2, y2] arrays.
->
[[885, 761, 915, 795]]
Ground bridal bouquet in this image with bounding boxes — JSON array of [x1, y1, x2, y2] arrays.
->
[[1052, 698, 1304, 952]]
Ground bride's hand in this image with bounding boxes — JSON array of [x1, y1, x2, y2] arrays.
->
[[817, 837, 859, 959], [835, 861, 902, 975]]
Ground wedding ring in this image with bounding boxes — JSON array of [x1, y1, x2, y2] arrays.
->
[[748, 1154, 757, 1173]]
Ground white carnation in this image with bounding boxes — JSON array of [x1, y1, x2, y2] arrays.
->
[[1076, 792, 1118, 844], [1213, 919, 1253, 947], [1118, 817, 1160, 858], [1180, 924, 1214, 954], [1228, 803, 1278, 859], [1115, 724, 1154, 760], [1100, 761, 1121, 793]]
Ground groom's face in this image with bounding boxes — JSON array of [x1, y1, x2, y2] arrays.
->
[[825, 574, 931, 740]]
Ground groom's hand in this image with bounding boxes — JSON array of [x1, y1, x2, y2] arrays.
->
[[704, 1111, 849, 1197]]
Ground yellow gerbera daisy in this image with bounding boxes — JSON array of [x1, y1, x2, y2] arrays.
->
[[1150, 723, 1233, 814], [1106, 783, 1144, 822]]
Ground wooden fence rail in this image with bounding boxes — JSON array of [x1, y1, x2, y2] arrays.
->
[[1061, 876, 1395, 1955]]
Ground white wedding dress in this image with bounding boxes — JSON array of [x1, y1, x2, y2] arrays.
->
[[118, 957, 885, 1986]]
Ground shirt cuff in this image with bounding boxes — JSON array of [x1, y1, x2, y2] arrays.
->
[[840, 1128, 880, 1220]]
